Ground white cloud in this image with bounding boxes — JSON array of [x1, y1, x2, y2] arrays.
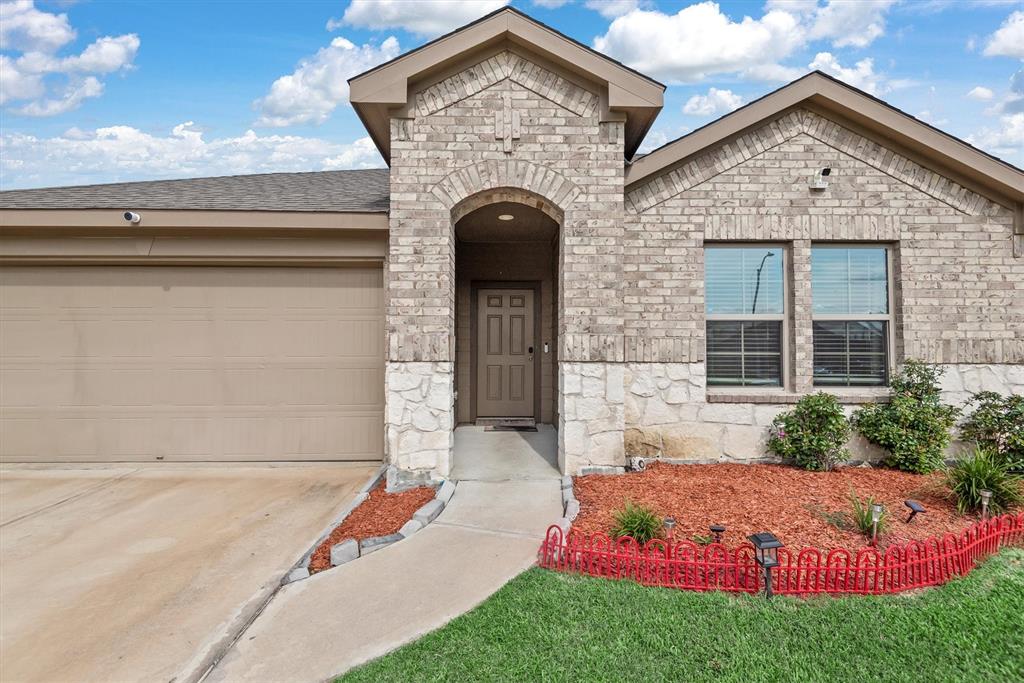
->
[[0, 0, 75, 52], [532, 0, 572, 7], [340, 0, 506, 38], [0, 1, 139, 117], [808, 0, 895, 49], [0, 123, 385, 189], [809, 52, 884, 95], [14, 76, 102, 116], [584, 1, 642, 19], [254, 36, 401, 127], [682, 87, 744, 116], [765, 0, 895, 48], [984, 10, 1024, 59], [967, 112, 1024, 160], [967, 86, 995, 101], [636, 124, 691, 154], [593, 2, 804, 83], [915, 109, 948, 127]]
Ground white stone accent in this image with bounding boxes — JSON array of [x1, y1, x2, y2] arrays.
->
[[623, 361, 1024, 465], [938, 363, 1024, 406], [385, 361, 453, 489], [559, 362, 625, 474]]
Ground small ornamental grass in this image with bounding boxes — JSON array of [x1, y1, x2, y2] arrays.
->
[[852, 360, 960, 474], [960, 392, 1024, 473], [610, 500, 662, 544], [848, 490, 888, 538], [767, 392, 850, 471], [945, 448, 1023, 515]]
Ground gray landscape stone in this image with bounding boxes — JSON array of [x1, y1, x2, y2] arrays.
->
[[359, 533, 402, 555], [579, 466, 625, 476], [358, 465, 387, 494], [330, 539, 359, 567], [561, 486, 575, 507], [564, 499, 580, 521], [560, 476, 573, 490], [285, 567, 310, 584], [435, 480, 456, 505], [412, 498, 444, 525], [399, 519, 424, 538]]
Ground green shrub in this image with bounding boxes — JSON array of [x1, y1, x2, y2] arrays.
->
[[767, 392, 850, 471], [610, 501, 662, 544], [959, 392, 1024, 472], [852, 360, 960, 474], [944, 448, 1023, 515], [848, 490, 888, 538]]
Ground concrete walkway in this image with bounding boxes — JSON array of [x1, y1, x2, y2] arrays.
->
[[208, 433, 562, 682]]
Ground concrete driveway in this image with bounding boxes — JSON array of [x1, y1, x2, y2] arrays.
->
[[0, 462, 375, 683]]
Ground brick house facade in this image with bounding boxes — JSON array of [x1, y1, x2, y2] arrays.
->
[[350, 8, 1023, 487], [1, 8, 1021, 478]]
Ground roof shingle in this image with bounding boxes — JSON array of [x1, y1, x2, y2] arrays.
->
[[0, 169, 390, 213]]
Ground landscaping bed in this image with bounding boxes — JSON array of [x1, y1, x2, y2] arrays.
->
[[308, 485, 435, 574], [572, 461, 971, 551]]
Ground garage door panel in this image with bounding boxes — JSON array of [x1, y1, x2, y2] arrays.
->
[[0, 266, 384, 462]]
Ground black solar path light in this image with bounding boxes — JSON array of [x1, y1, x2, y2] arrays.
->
[[748, 532, 783, 598], [904, 500, 925, 523]]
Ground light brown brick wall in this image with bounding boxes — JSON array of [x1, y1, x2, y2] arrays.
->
[[388, 50, 627, 363], [624, 108, 1022, 369]]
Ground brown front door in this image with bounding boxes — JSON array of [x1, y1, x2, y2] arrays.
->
[[476, 288, 535, 418]]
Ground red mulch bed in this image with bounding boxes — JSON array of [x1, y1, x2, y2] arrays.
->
[[308, 485, 435, 574], [572, 462, 979, 552]]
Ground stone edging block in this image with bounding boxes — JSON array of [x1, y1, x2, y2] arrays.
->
[[284, 474, 458, 583]]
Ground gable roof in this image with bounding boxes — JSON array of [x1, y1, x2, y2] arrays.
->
[[626, 71, 1023, 207], [0, 168, 390, 213], [349, 6, 664, 162]]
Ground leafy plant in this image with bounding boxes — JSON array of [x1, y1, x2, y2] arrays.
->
[[959, 392, 1024, 472], [944, 448, 1023, 515], [610, 501, 662, 544], [767, 392, 851, 471], [691, 533, 713, 546], [848, 490, 888, 538], [852, 360, 960, 474]]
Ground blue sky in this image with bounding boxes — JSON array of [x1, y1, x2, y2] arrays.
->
[[1, 0, 1021, 189]]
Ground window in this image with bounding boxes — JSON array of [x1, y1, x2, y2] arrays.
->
[[705, 246, 785, 387], [811, 246, 891, 386]]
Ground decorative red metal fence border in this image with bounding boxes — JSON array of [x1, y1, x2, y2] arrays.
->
[[537, 512, 1024, 596]]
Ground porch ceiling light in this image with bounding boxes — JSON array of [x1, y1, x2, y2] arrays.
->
[[498, 214, 514, 221]]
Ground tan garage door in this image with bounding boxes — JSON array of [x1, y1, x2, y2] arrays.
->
[[0, 266, 383, 462]]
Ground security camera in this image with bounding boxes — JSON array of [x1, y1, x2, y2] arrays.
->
[[123, 211, 141, 224], [810, 167, 832, 190]]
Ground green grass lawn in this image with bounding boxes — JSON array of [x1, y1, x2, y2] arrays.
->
[[342, 548, 1024, 683]]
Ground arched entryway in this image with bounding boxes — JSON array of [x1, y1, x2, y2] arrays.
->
[[450, 189, 562, 479]]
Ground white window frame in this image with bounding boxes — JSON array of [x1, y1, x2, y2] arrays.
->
[[705, 243, 789, 390], [810, 243, 895, 388]]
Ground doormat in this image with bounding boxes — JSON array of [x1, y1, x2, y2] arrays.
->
[[485, 425, 539, 432]]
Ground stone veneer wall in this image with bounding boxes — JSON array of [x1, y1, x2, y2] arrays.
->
[[385, 362, 453, 489], [559, 362, 625, 473], [624, 362, 1024, 464]]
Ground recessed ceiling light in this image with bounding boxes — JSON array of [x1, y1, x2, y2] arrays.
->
[[498, 214, 514, 221]]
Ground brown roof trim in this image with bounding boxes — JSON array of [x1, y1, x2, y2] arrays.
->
[[0, 209, 389, 232], [349, 6, 664, 162], [626, 71, 1024, 206]]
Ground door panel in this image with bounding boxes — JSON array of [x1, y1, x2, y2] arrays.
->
[[476, 288, 535, 417]]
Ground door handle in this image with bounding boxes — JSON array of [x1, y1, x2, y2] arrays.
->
[[528, 346, 534, 361]]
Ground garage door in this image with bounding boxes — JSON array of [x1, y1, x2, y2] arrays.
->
[[0, 266, 383, 462]]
